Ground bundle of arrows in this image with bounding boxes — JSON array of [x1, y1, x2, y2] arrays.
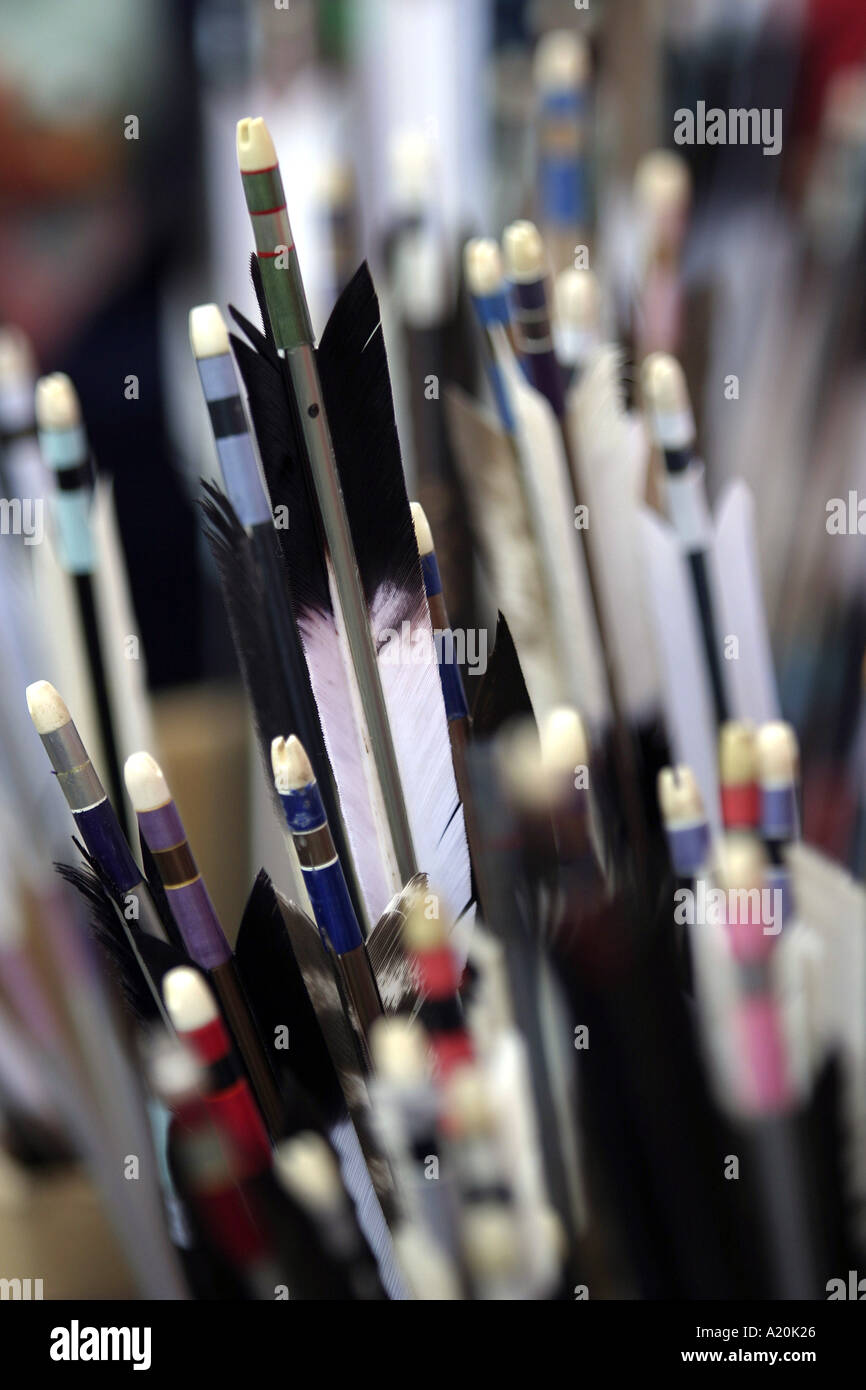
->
[[1, 86, 865, 1310]]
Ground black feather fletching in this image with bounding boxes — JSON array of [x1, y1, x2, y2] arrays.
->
[[316, 263, 424, 607], [274, 893, 368, 1091], [471, 612, 535, 736], [230, 285, 393, 924], [67, 828, 181, 951], [315, 264, 472, 928], [226, 310, 374, 912], [199, 473, 364, 924], [200, 482, 291, 773], [234, 869, 344, 1124], [228, 318, 330, 624], [273, 887, 398, 1221], [230, 262, 471, 929], [62, 857, 334, 1145], [554, 894, 763, 1297], [56, 859, 195, 1025]]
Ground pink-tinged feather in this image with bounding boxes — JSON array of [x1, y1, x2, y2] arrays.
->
[[738, 996, 790, 1113], [299, 603, 398, 922], [370, 586, 473, 943]]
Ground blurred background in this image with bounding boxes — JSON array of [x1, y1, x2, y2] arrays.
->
[[3, 0, 866, 1297]]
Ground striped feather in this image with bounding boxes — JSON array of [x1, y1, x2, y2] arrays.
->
[[274, 889, 399, 1231], [366, 873, 427, 1015]]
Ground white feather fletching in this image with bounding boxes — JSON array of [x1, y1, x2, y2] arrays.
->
[[567, 346, 660, 720], [91, 479, 158, 768], [32, 478, 155, 844], [444, 384, 562, 718], [492, 328, 610, 728], [371, 585, 473, 944], [30, 487, 107, 786], [639, 507, 721, 836], [787, 843, 866, 1236], [298, 595, 399, 928], [0, 538, 71, 859], [713, 480, 780, 725]]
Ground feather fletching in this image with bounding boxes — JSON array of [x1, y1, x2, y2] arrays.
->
[[229, 315, 397, 922], [316, 264, 473, 930]]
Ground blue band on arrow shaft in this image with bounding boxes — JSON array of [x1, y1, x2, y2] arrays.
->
[[73, 801, 142, 897], [38, 425, 96, 573], [539, 160, 587, 227], [277, 781, 363, 953], [300, 861, 363, 955], [39, 424, 87, 470], [765, 862, 792, 930], [665, 821, 710, 877], [539, 90, 588, 226], [278, 780, 326, 833], [420, 551, 442, 598], [471, 289, 511, 329], [439, 659, 469, 722], [485, 361, 516, 435], [420, 554, 469, 721], [761, 785, 797, 840], [467, 294, 518, 433], [50, 490, 96, 573], [508, 278, 565, 418]]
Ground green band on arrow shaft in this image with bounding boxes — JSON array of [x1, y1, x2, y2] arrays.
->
[[239, 150, 418, 887], [241, 166, 314, 350]]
